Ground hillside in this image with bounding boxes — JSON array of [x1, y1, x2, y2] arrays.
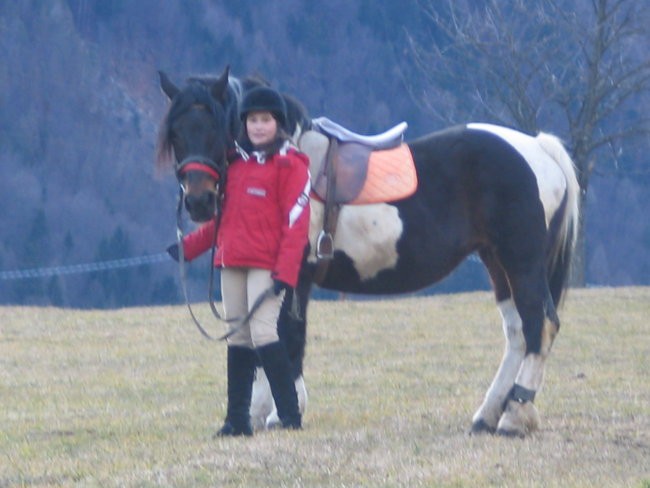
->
[[0, 1, 648, 308]]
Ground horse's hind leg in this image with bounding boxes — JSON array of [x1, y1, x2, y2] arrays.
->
[[495, 263, 559, 437], [496, 288, 559, 437], [471, 249, 526, 434]]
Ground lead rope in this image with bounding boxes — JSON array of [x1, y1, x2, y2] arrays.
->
[[175, 188, 222, 340], [207, 185, 226, 323]]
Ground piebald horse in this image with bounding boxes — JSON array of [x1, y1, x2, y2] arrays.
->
[[156, 67, 579, 437]]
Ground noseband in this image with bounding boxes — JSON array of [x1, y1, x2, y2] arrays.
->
[[176, 154, 225, 181]]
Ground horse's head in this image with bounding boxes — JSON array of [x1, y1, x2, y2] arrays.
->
[[156, 66, 311, 223], [156, 67, 234, 222]]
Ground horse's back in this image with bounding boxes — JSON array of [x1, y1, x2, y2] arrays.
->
[[407, 123, 570, 225], [406, 123, 543, 213]]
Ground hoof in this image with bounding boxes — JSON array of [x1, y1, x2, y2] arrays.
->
[[265, 409, 281, 430], [496, 400, 540, 438], [496, 427, 526, 438], [469, 419, 496, 435]]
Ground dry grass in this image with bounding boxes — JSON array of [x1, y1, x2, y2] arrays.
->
[[1, 288, 648, 487]]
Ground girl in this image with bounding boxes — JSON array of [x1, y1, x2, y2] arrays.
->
[[177, 86, 311, 436]]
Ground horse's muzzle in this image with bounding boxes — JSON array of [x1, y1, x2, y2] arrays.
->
[[184, 191, 217, 222]]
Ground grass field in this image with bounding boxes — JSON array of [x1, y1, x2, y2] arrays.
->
[[1, 287, 648, 487]]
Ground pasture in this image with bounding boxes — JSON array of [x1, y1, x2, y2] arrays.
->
[[1, 288, 648, 487]]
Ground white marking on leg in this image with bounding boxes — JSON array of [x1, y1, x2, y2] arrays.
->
[[308, 201, 403, 280], [497, 353, 544, 436], [251, 369, 309, 430], [472, 299, 526, 428], [295, 375, 308, 415], [250, 367, 273, 431], [496, 319, 558, 435], [515, 354, 546, 392], [514, 318, 558, 392]]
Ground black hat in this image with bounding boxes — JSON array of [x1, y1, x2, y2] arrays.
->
[[239, 86, 287, 128]]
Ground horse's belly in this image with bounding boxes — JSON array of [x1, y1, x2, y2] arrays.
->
[[309, 201, 403, 281]]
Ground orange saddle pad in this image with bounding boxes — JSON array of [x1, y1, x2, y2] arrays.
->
[[349, 143, 418, 205]]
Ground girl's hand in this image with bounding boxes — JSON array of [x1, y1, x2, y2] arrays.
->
[[272, 279, 291, 296]]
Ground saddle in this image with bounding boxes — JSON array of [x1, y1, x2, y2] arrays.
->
[[298, 117, 418, 274], [302, 117, 417, 205]]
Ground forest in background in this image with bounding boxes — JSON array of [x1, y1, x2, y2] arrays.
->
[[0, 0, 648, 308]]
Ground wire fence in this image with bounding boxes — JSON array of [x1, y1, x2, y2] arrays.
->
[[0, 252, 482, 282], [0, 253, 172, 281]]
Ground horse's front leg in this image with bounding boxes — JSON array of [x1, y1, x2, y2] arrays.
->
[[250, 368, 273, 430], [471, 298, 526, 433], [250, 369, 308, 430]]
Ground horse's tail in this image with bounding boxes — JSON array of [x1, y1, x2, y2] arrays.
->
[[536, 132, 580, 307]]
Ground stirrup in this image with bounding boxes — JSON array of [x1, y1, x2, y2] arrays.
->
[[316, 230, 334, 260]]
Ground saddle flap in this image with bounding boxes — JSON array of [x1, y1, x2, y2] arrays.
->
[[306, 141, 370, 203], [331, 143, 371, 202]]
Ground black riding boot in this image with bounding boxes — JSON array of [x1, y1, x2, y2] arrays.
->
[[257, 341, 302, 429], [214, 346, 256, 437]]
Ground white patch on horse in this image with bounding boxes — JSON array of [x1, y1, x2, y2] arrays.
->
[[250, 368, 308, 431], [467, 123, 568, 228], [309, 200, 403, 280], [515, 354, 546, 391], [472, 298, 526, 428]]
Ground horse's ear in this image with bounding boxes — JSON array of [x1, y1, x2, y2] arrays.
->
[[159, 71, 180, 100], [211, 65, 230, 103]]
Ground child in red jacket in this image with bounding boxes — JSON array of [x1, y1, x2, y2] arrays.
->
[[179, 86, 310, 435]]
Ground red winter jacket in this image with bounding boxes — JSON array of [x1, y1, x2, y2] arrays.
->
[[182, 145, 311, 288]]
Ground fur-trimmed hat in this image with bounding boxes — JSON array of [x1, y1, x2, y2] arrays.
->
[[239, 86, 287, 128]]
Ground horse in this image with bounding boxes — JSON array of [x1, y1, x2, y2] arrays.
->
[[156, 66, 580, 438]]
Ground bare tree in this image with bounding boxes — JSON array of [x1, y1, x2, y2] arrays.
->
[[406, 0, 650, 285]]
